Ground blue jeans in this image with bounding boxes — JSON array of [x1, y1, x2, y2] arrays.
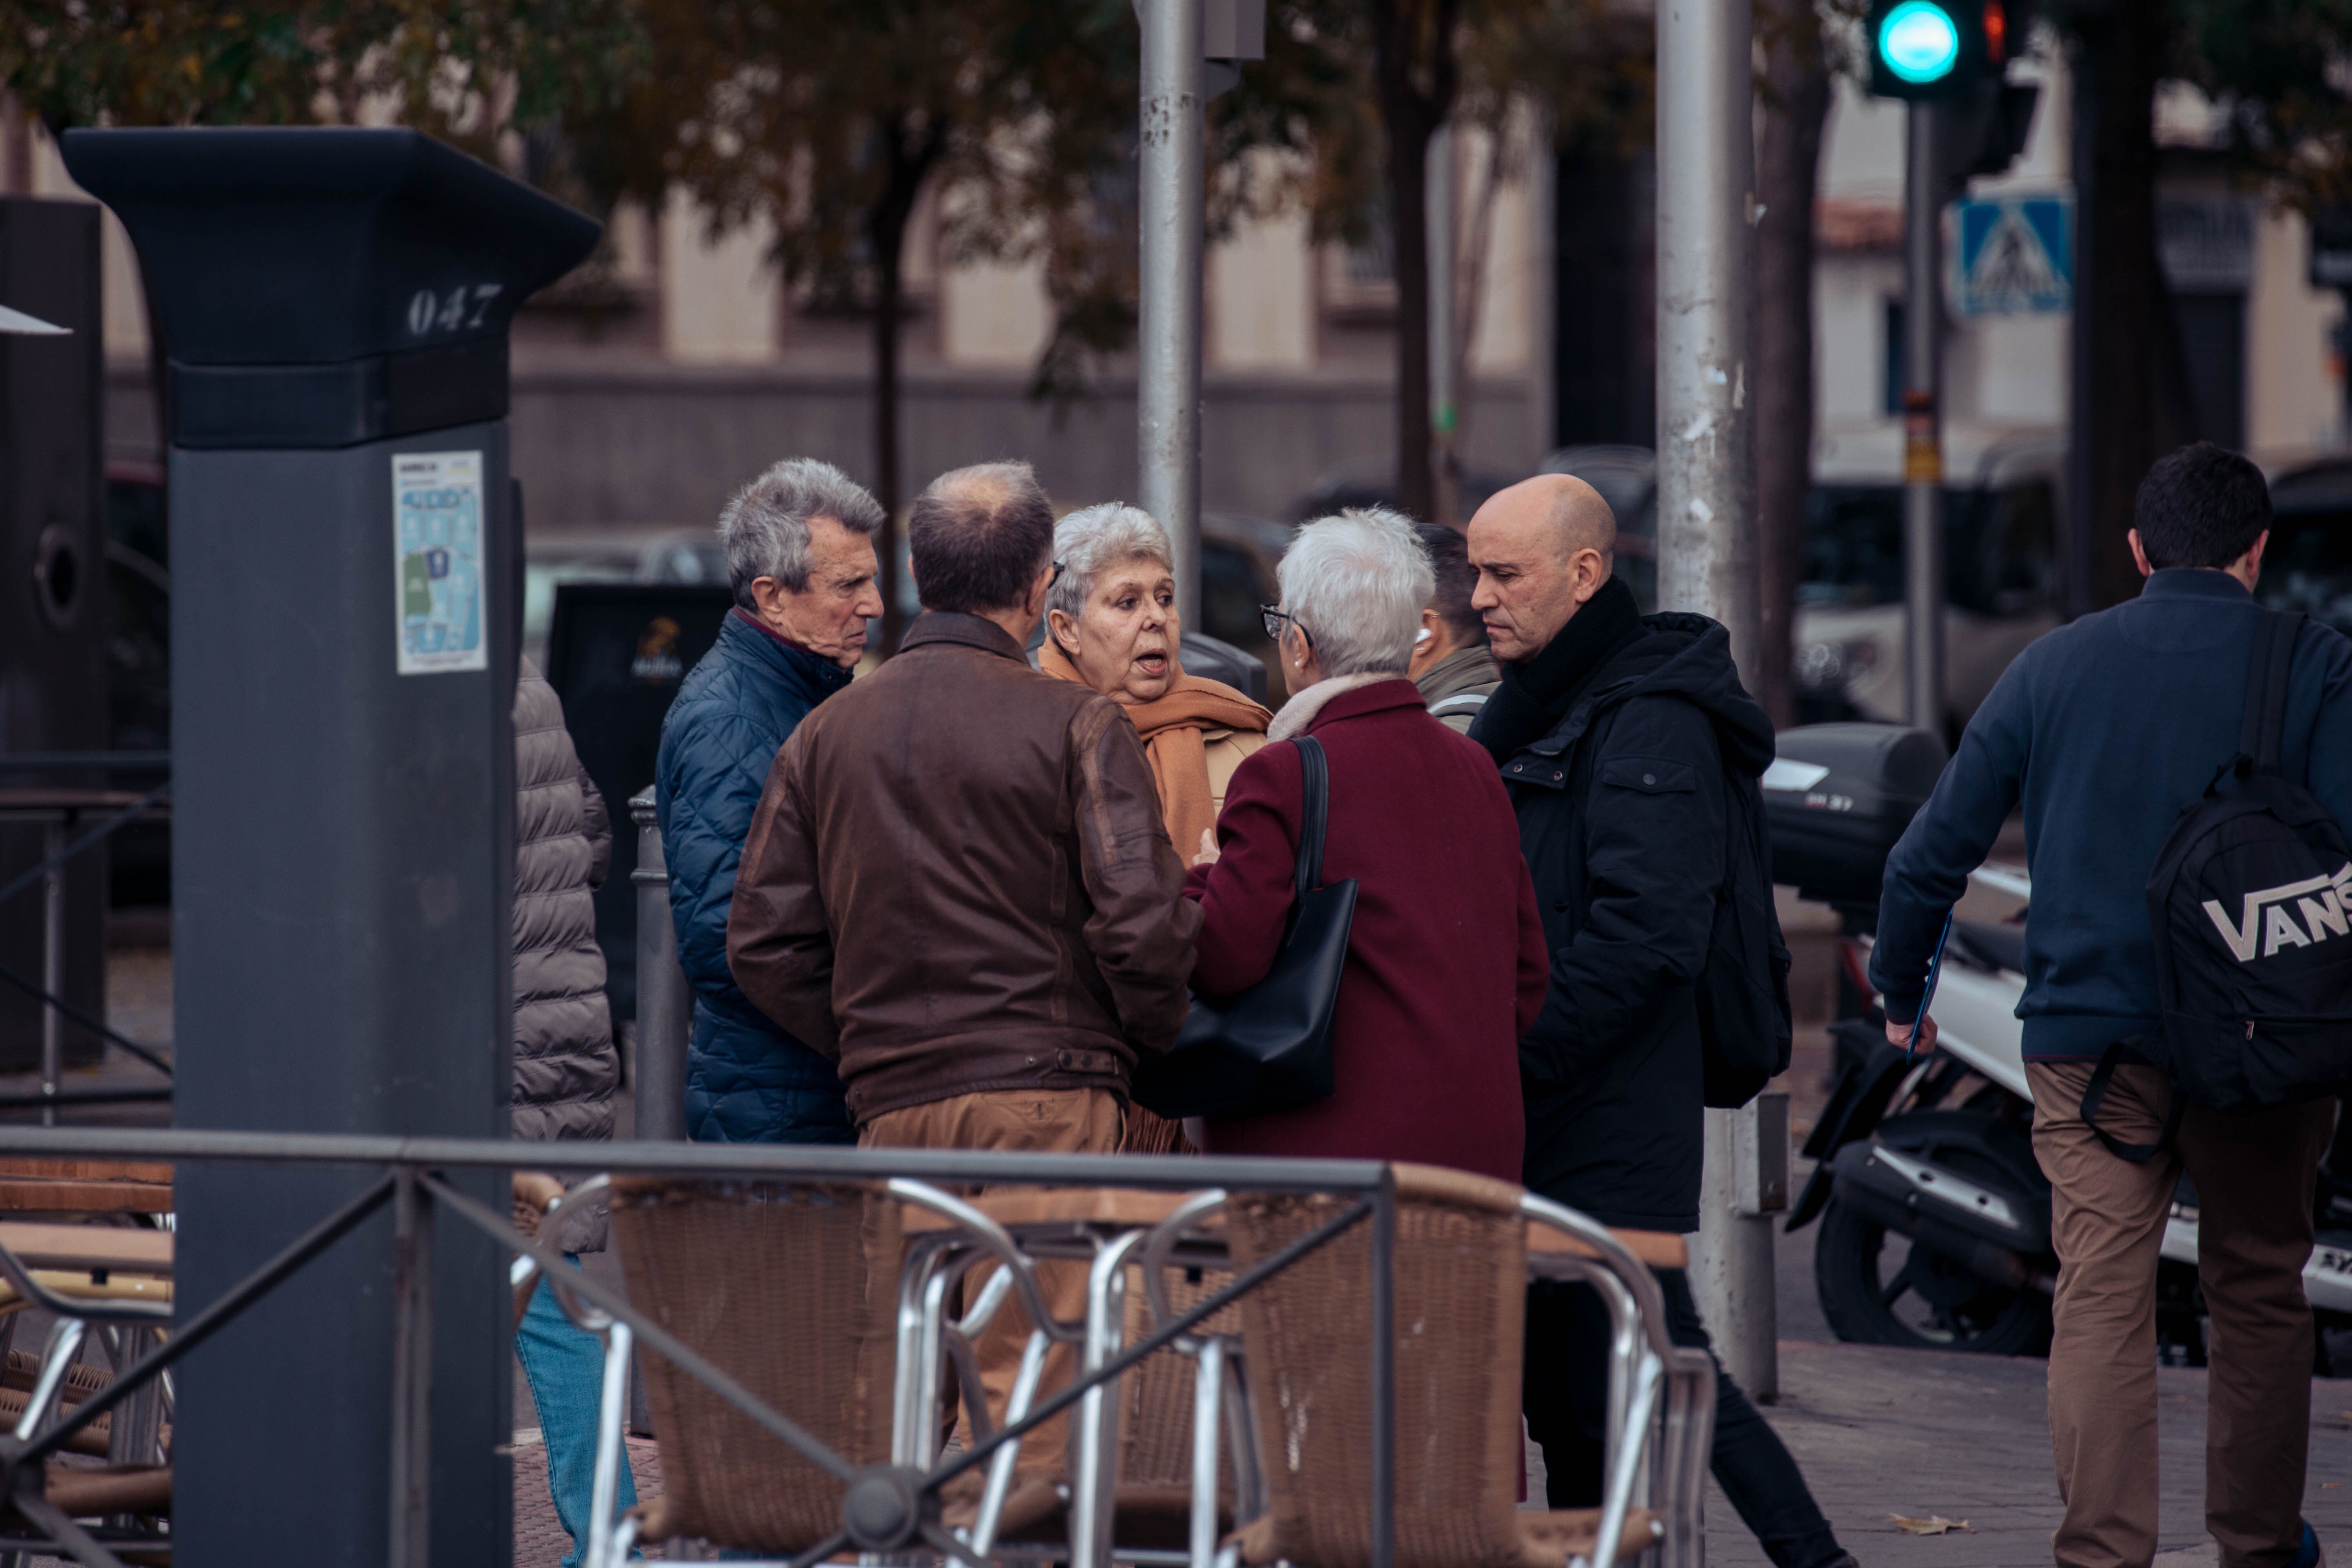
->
[[516, 1257, 639, 1568]]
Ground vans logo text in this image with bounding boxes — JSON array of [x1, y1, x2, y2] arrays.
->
[[2202, 864, 2352, 962]]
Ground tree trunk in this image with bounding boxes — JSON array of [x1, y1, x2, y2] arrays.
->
[[872, 242, 906, 651], [865, 113, 947, 655], [2067, 2, 2191, 615], [1372, 0, 1456, 525], [1752, 0, 1832, 727]]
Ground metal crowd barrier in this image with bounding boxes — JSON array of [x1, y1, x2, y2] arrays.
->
[[0, 1126, 1401, 1568], [0, 754, 175, 1123]]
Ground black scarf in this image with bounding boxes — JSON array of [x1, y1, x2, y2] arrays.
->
[[1473, 575, 1644, 761]]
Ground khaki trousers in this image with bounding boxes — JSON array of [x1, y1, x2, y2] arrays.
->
[[862, 1087, 1125, 1480], [2027, 1061, 2333, 1568]]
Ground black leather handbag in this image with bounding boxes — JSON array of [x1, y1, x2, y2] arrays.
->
[[1130, 734, 1358, 1121]]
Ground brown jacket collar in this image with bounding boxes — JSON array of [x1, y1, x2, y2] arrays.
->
[[900, 610, 1029, 661]]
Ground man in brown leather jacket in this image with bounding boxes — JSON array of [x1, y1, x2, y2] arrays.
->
[[728, 459, 1199, 1473]]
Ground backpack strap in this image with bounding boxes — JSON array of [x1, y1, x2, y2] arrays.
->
[[2077, 1040, 2184, 1162], [2241, 609, 2305, 776]]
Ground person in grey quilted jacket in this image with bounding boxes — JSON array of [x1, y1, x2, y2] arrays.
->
[[509, 658, 635, 1567]]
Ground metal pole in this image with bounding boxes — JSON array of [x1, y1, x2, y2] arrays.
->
[[1903, 99, 1947, 728], [1655, 0, 1759, 672], [1139, 0, 1205, 628], [389, 1168, 433, 1568], [1657, 0, 1772, 1401], [629, 787, 689, 1143], [1428, 124, 1459, 526], [40, 819, 62, 1129]]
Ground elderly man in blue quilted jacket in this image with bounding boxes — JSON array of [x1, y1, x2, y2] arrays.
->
[[656, 458, 884, 1143]]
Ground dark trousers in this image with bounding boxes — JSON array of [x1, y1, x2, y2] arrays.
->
[[1525, 1271, 1844, 1568]]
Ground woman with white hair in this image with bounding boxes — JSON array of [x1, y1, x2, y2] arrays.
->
[[1183, 507, 1548, 1181], [1041, 501, 1272, 1151]]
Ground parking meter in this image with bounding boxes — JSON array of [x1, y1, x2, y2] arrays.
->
[[63, 127, 597, 1568]]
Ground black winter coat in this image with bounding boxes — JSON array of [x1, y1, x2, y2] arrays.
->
[[1476, 611, 1775, 1233]]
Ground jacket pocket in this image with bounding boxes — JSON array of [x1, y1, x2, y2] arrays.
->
[[1599, 757, 1697, 794]]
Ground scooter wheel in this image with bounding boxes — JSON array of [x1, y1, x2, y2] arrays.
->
[[1814, 1195, 2052, 1355]]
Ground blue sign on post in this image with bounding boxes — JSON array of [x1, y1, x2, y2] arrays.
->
[[1951, 193, 2074, 316]]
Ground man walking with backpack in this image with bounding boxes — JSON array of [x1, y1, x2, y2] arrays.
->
[[1876, 444, 2352, 1568], [1468, 475, 1856, 1568]]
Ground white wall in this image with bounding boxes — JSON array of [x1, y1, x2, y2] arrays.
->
[[938, 254, 1053, 369], [1813, 42, 2074, 453], [2247, 205, 2345, 454], [661, 189, 779, 364], [23, 124, 150, 363]]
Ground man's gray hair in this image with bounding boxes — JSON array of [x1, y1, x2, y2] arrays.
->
[[1277, 507, 1434, 677], [717, 457, 885, 608], [1047, 503, 1173, 623]]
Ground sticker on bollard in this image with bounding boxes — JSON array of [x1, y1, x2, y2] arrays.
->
[[392, 449, 486, 673]]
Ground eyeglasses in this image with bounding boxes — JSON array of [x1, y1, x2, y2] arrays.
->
[[1260, 604, 1312, 648]]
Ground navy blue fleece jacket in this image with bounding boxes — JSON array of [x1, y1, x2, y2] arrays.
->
[[1872, 569, 2352, 1061]]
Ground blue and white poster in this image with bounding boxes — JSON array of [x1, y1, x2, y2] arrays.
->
[[1952, 194, 2074, 317], [393, 449, 487, 675]]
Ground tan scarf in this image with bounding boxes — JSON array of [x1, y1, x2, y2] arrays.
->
[[1039, 636, 1273, 857]]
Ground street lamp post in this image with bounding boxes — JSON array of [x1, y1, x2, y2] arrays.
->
[[1139, 0, 1206, 628], [1656, 0, 1774, 1400]]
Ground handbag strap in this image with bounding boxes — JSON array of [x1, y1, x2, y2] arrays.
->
[[2241, 608, 2304, 776], [1292, 734, 1329, 898]]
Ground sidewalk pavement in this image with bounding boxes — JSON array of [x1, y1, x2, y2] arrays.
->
[[511, 1336, 2352, 1567], [1699, 1339, 2352, 1568]]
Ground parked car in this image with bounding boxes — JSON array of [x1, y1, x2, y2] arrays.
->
[[2256, 455, 2352, 633], [1795, 429, 2066, 733], [1286, 457, 1516, 526], [1198, 511, 1296, 703], [527, 511, 1299, 696], [1544, 431, 2067, 734]]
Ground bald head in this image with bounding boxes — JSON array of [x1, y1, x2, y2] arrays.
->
[[1465, 473, 1620, 662], [908, 460, 1056, 614]]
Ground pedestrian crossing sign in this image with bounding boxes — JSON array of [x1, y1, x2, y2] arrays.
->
[[1951, 194, 2073, 316]]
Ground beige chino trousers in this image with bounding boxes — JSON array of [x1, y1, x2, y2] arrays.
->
[[2028, 1060, 2333, 1568], [861, 1086, 1125, 1482]]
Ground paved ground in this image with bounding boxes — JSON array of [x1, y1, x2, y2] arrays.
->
[[84, 902, 2352, 1567], [1699, 1341, 2352, 1568]]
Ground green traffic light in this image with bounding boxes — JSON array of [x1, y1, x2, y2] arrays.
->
[[1878, 1, 1962, 83]]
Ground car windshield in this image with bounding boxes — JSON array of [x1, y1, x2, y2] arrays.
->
[[1802, 481, 2058, 615], [2257, 507, 2352, 634]]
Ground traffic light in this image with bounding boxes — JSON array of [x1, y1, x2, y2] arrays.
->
[[1868, 0, 2010, 101]]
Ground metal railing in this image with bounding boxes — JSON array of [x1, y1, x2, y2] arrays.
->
[[0, 1126, 1400, 1568], [0, 753, 175, 1123]]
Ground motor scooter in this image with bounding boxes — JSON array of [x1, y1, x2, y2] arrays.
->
[[1768, 725, 2352, 1366]]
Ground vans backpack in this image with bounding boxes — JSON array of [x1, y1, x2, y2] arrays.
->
[[1696, 752, 1795, 1108], [2140, 607, 2352, 1116]]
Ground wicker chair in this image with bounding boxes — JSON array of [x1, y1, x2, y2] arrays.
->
[[1219, 1165, 1673, 1568], [586, 1175, 1080, 1565], [606, 1176, 904, 1553]]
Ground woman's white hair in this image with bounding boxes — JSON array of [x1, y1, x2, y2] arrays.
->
[[1047, 502, 1174, 623], [1277, 507, 1434, 677]]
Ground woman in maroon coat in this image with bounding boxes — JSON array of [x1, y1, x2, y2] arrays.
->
[[1184, 507, 1549, 1184]]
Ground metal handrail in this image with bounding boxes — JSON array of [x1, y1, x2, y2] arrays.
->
[[0, 1127, 1401, 1568], [0, 776, 177, 1114]]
